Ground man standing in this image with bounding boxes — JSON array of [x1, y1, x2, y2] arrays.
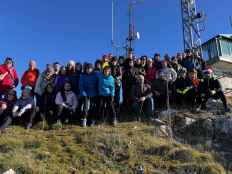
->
[[21, 60, 40, 90], [0, 57, 19, 98]]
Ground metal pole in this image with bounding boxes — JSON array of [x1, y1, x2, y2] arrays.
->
[[111, 0, 116, 54], [230, 16, 232, 29], [166, 78, 173, 140]]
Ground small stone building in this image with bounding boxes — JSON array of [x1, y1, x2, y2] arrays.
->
[[202, 34, 232, 96]]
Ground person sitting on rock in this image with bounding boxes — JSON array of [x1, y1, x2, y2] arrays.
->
[[174, 67, 195, 108], [0, 90, 17, 132], [132, 74, 154, 121], [199, 68, 230, 112], [12, 86, 36, 129]]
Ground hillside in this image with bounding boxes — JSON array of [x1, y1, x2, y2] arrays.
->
[[0, 122, 226, 174]]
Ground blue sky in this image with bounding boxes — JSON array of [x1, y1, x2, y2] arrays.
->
[[0, 0, 231, 80]]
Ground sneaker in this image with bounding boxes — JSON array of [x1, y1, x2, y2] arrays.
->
[[65, 119, 69, 124], [113, 118, 117, 126], [56, 120, 62, 126], [91, 120, 96, 127], [137, 117, 141, 122], [81, 118, 87, 127]]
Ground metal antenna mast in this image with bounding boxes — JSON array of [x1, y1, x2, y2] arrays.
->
[[181, 0, 205, 55], [111, 0, 142, 57], [126, 0, 142, 57], [230, 16, 232, 29]]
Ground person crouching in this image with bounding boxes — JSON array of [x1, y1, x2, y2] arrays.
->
[[55, 82, 78, 125], [132, 74, 154, 121], [0, 90, 17, 132], [12, 86, 36, 129]]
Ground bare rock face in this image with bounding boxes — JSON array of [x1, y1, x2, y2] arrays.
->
[[214, 116, 232, 138]]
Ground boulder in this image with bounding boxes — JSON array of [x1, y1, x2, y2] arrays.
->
[[214, 116, 232, 137]]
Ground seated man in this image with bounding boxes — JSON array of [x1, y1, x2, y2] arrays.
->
[[132, 74, 154, 121], [199, 69, 230, 112], [0, 90, 17, 132], [174, 68, 193, 107], [12, 86, 36, 129]]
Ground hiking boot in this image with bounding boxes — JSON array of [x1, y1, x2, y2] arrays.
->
[[91, 120, 96, 127], [26, 123, 32, 130], [225, 108, 231, 113], [201, 104, 207, 110], [137, 117, 141, 122], [81, 118, 87, 127]]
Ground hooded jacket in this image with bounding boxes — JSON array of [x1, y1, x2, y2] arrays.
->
[[79, 72, 98, 97], [98, 73, 115, 97], [34, 72, 55, 96]]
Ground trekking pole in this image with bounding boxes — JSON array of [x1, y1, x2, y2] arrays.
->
[[139, 101, 145, 122], [166, 76, 173, 140]]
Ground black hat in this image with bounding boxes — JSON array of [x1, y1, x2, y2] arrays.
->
[[111, 56, 118, 62], [86, 63, 94, 69]]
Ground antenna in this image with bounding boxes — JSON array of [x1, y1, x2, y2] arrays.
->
[[126, 0, 143, 57], [230, 16, 232, 28], [111, 0, 143, 57], [181, 0, 206, 57], [111, 0, 125, 56]]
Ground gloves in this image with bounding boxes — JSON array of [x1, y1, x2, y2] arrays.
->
[[62, 103, 69, 108], [18, 108, 26, 117]]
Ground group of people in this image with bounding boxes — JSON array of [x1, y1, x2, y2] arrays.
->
[[0, 50, 230, 131]]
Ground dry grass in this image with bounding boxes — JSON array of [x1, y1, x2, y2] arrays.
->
[[0, 122, 226, 174]]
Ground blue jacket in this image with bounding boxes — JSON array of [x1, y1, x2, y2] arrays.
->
[[98, 73, 115, 97], [182, 58, 200, 71], [79, 72, 98, 97]]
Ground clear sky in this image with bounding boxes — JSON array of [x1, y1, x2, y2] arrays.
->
[[0, 0, 231, 79]]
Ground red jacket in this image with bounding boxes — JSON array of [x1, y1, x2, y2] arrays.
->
[[145, 67, 156, 83], [0, 64, 18, 93], [21, 69, 39, 88]]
